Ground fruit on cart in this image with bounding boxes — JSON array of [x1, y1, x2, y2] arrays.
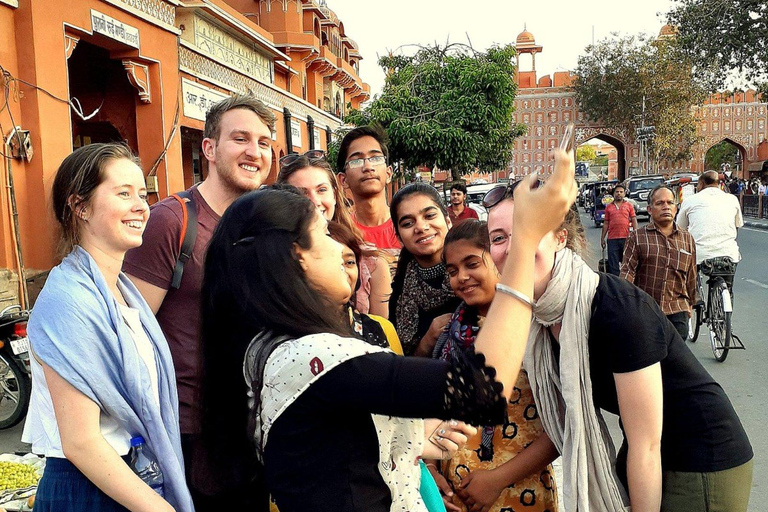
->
[[0, 461, 40, 491], [27, 494, 35, 508]]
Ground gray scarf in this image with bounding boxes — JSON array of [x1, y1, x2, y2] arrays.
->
[[524, 248, 630, 512]]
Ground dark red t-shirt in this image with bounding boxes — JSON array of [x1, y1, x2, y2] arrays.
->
[[123, 186, 220, 434], [448, 205, 479, 223]]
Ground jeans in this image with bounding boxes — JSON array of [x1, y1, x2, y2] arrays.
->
[[607, 238, 626, 276], [667, 311, 689, 340]]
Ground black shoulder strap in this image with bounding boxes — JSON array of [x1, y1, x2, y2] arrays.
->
[[170, 189, 198, 290]]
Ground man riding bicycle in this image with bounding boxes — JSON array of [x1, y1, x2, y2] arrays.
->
[[677, 170, 743, 296]]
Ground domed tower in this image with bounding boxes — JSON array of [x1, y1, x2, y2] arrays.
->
[[658, 24, 679, 40], [515, 25, 543, 88]]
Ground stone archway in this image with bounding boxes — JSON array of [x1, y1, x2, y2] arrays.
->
[[703, 137, 747, 176], [576, 131, 628, 182]]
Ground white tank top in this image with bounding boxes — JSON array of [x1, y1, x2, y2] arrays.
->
[[21, 304, 161, 458]]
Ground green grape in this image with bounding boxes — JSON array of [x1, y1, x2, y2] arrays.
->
[[0, 461, 40, 491]]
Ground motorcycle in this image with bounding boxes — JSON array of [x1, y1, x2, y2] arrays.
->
[[0, 304, 31, 429]]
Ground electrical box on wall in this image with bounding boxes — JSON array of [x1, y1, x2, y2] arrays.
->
[[146, 175, 159, 193], [7, 127, 33, 162]]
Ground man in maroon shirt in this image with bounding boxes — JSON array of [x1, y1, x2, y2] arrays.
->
[[123, 94, 275, 510], [600, 183, 637, 275], [448, 182, 479, 223]]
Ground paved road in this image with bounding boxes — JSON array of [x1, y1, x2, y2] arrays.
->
[[2, 209, 765, 509]]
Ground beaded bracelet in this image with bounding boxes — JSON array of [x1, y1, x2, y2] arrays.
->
[[495, 283, 536, 308]]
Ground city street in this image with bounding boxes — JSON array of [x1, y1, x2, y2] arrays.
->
[[1, 209, 765, 509]]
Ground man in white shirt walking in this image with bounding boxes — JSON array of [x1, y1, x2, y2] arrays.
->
[[677, 170, 743, 294]]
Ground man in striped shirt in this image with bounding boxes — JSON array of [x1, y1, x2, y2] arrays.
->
[[621, 185, 697, 340]]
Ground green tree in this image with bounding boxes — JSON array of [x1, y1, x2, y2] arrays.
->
[[576, 144, 596, 162], [573, 33, 708, 167], [705, 140, 741, 171], [344, 43, 526, 181], [666, 0, 767, 94]]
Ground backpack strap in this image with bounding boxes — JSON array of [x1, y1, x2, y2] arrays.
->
[[169, 190, 198, 290]]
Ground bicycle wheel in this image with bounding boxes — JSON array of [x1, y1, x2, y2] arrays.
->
[[687, 305, 702, 343], [708, 280, 731, 362]]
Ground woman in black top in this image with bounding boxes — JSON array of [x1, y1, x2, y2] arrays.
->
[[198, 153, 578, 512], [389, 183, 461, 356], [484, 187, 753, 512]]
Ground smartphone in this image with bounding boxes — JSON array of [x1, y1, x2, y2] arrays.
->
[[560, 123, 575, 152]]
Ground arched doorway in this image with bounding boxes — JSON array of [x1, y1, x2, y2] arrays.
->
[[576, 134, 627, 182], [704, 138, 746, 178]]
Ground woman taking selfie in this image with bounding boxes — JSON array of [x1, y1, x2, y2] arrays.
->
[[277, 150, 391, 317], [431, 219, 559, 512], [23, 144, 193, 512], [389, 183, 461, 356], [483, 183, 753, 512], [199, 150, 577, 512]]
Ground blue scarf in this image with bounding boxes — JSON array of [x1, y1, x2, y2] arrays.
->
[[29, 247, 194, 512]]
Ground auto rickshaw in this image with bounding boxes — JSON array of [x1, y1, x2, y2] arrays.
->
[[666, 175, 699, 206], [591, 180, 618, 227]]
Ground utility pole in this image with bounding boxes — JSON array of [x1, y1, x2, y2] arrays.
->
[[635, 96, 655, 176]]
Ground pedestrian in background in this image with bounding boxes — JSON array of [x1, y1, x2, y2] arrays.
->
[[447, 182, 479, 223], [601, 184, 637, 275], [621, 185, 697, 340], [23, 143, 193, 512]]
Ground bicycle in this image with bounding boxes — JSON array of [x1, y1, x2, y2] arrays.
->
[[687, 256, 744, 362]]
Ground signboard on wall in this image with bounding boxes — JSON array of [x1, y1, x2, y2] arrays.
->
[[291, 120, 302, 148], [314, 128, 321, 149], [91, 10, 140, 49], [181, 78, 229, 122]]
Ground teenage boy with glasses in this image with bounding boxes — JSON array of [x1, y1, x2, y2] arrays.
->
[[336, 126, 402, 262]]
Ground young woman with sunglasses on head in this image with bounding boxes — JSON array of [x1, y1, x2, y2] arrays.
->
[[429, 219, 559, 512], [278, 150, 392, 317], [388, 183, 462, 356], [23, 144, 193, 512], [483, 182, 753, 512], [199, 149, 578, 512]]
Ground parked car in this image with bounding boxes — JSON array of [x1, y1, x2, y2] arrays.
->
[[621, 175, 666, 219]]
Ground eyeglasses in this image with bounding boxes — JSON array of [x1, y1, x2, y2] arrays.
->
[[344, 155, 387, 170], [279, 149, 326, 168]]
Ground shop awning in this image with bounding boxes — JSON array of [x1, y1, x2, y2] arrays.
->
[[747, 160, 768, 172]]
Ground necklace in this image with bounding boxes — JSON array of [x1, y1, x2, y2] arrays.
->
[[416, 262, 446, 281]]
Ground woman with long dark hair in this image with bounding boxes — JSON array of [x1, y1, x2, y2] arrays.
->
[[483, 183, 753, 512], [388, 183, 461, 356], [199, 149, 578, 512], [23, 143, 193, 512]]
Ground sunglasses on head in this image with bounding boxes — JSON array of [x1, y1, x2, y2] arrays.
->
[[279, 149, 326, 168], [481, 178, 544, 209]]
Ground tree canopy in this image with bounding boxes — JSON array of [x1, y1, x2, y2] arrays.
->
[[344, 43, 525, 180], [666, 0, 767, 94], [573, 33, 708, 168]]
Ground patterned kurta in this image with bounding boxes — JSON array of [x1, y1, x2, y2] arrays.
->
[[443, 369, 558, 512]]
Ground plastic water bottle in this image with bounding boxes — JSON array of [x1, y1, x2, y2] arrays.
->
[[129, 435, 165, 497]]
